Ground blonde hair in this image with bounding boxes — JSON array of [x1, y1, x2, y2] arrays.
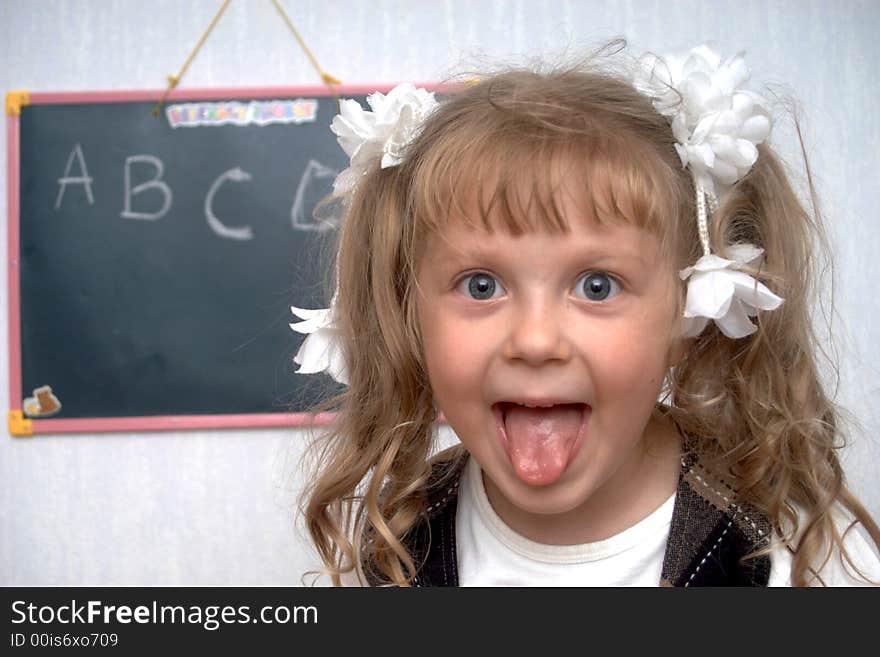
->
[[299, 45, 880, 586]]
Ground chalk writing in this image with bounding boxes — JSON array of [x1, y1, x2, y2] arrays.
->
[[121, 155, 173, 221], [55, 144, 342, 241], [204, 167, 254, 241], [54, 143, 94, 209], [291, 160, 340, 232]]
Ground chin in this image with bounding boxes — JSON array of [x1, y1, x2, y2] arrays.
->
[[492, 463, 601, 517]]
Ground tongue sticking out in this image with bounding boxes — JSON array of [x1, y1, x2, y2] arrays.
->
[[502, 404, 587, 486]]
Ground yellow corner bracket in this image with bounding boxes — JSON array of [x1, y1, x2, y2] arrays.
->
[[6, 90, 30, 116], [8, 410, 33, 437]]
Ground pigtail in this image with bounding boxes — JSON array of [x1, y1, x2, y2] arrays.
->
[[669, 135, 880, 586], [300, 165, 441, 587]]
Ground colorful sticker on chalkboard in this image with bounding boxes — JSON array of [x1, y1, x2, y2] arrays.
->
[[165, 99, 318, 128], [22, 385, 62, 418]]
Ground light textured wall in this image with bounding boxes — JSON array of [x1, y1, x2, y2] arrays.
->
[[1, 0, 877, 585]]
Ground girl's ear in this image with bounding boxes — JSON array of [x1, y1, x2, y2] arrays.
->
[[666, 337, 690, 368]]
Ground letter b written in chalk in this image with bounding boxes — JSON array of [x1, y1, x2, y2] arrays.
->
[[121, 154, 172, 220]]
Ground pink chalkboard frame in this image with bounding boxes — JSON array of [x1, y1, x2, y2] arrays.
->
[[6, 83, 424, 435]]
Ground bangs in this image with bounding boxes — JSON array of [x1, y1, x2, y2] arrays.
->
[[410, 120, 678, 247]]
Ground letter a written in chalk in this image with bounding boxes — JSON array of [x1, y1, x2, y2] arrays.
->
[[55, 143, 94, 209]]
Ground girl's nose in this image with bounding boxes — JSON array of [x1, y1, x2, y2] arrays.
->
[[502, 301, 572, 365]]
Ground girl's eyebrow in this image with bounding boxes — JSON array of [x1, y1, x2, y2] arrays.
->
[[434, 242, 652, 269], [577, 251, 651, 268], [427, 240, 487, 267]]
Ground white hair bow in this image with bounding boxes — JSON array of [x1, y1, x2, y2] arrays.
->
[[290, 83, 438, 384], [679, 244, 783, 339], [289, 298, 348, 385], [330, 83, 439, 194], [635, 43, 784, 338]]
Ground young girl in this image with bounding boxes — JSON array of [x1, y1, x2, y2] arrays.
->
[[291, 42, 880, 586]]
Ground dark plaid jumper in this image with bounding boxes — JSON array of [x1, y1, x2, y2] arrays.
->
[[365, 449, 773, 586]]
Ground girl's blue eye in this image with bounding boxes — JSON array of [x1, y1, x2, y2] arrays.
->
[[458, 273, 505, 300], [575, 272, 619, 301]]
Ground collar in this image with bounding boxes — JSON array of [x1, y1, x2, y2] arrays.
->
[[365, 446, 772, 586]]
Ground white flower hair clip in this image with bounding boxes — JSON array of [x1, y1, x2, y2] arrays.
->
[[291, 83, 438, 384], [330, 83, 439, 194], [679, 244, 782, 339], [634, 43, 783, 338], [289, 294, 349, 385]]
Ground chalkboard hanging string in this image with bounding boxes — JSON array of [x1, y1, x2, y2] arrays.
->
[[151, 0, 233, 117], [270, 0, 342, 111]]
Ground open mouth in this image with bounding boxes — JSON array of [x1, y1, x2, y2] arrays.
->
[[491, 401, 590, 486]]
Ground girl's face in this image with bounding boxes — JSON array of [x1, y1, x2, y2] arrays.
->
[[416, 181, 686, 544]]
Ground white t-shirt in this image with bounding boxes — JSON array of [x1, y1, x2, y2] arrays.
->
[[456, 456, 880, 587]]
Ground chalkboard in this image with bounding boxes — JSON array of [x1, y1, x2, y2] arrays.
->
[[7, 86, 386, 433]]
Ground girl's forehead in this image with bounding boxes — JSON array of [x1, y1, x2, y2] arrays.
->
[[422, 210, 667, 268], [427, 168, 655, 241], [412, 142, 685, 268], [423, 147, 665, 229]]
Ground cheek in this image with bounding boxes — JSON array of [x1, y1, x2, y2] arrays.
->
[[598, 343, 664, 390], [417, 303, 481, 399], [591, 317, 677, 395]]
